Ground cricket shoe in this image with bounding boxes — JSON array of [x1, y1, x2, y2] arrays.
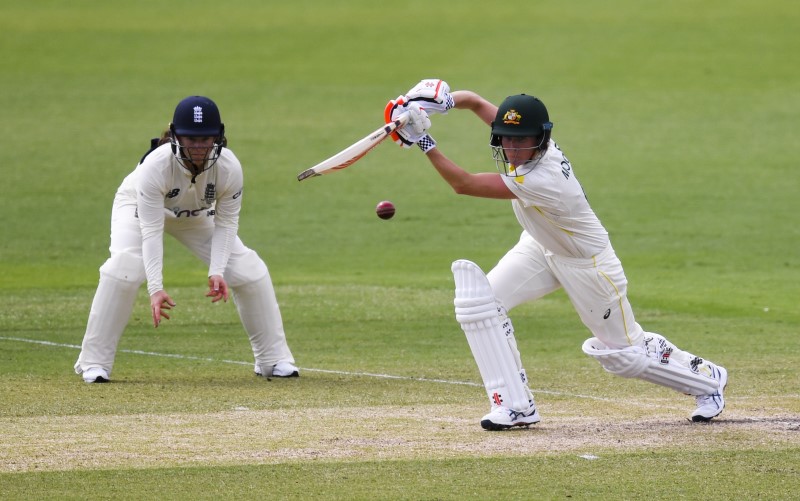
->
[[82, 367, 110, 384], [254, 361, 300, 378], [691, 365, 728, 422], [480, 404, 540, 431]]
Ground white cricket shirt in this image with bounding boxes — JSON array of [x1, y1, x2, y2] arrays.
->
[[500, 139, 609, 259], [116, 143, 243, 295]]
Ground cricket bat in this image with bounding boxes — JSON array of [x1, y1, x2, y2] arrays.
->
[[297, 112, 410, 181]]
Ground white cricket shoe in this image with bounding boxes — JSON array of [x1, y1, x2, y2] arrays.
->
[[691, 365, 728, 422], [82, 367, 110, 384], [480, 404, 540, 431], [254, 361, 300, 378]]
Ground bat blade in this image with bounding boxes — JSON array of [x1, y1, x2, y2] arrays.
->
[[297, 112, 409, 181]]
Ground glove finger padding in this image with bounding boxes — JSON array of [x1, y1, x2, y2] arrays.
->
[[385, 99, 432, 148], [387, 102, 431, 146], [384, 96, 412, 147], [404, 79, 455, 115], [405, 102, 431, 136]]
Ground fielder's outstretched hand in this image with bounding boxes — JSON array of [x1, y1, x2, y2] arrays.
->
[[150, 290, 176, 328], [206, 274, 229, 303]]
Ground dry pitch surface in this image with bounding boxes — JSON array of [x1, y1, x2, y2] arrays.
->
[[2, 396, 797, 473]]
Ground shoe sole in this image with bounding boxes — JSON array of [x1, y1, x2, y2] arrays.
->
[[254, 371, 300, 378], [84, 376, 110, 383], [691, 366, 728, 422], [480, 417, 541, 431]]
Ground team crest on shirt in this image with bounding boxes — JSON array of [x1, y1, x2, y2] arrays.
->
[[503, 109, 522, 125], [204, 183, 216, 204]]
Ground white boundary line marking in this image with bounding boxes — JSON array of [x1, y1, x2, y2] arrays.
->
[[0, 336, 641, 404]]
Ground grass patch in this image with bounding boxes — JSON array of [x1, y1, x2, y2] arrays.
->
[[1, 0, 798, 498]]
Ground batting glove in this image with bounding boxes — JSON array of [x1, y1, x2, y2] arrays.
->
[[403, 79, 455, 115], [384, 98, 432, 148]]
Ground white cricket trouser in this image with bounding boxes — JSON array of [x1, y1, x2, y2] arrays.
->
[[487, 232, 696, 363], [487, 232, 718, 395], [75, 198, 294, 375]]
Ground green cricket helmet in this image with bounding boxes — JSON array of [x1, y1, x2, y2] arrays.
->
[[490, 94, 553, 176], [490, 94, 553, 147]]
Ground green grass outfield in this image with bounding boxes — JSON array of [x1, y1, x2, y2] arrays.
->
[[1, 0, 798, 499]]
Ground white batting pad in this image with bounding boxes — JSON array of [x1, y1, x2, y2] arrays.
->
[[582, 337, 719, 396], [452, 260, 533, 412]]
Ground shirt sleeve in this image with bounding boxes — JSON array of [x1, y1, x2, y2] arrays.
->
[[208, 151, 243, 277], [136, 161, 168, 295]]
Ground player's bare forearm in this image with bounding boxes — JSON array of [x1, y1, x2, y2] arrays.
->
[[452, 91, 497, 126], [425, 149, 515, 199]]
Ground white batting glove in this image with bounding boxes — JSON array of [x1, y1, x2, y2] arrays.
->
[[403, 103, 436, 153], [400, 102, 431, 140], [384, 99, 435, 151], [384, 97, 426, 146], [404, 79, 455, 115], [405, 103, 436, 153], [384, 96, 411, 147]]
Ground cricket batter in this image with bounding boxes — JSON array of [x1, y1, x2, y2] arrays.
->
[[386, 80, 727, 430], [75, 96, 299, 383]]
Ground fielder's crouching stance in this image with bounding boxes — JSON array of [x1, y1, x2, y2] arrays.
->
[[75, 96, 298, 383], [386, 79, 727, 430]]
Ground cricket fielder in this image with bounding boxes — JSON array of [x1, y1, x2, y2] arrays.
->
[[386, 80, 727, 430], [75, 96, 298, 383]]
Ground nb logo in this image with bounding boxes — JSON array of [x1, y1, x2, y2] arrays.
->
[[166, 188, 180, 198], [603, 309, 611, 319]]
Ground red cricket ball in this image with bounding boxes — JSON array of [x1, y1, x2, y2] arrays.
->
[[375, 200, 396, 220]]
